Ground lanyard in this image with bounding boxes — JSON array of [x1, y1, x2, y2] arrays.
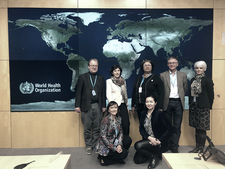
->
[[114, 121, 118, 136], [89, 75, 97, 88], [140, 73, 151, 86], [170, 73, 177, 86]]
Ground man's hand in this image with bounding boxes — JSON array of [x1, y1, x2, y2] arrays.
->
[[131, 107, 135, 114], [75, 107, 81, 113]]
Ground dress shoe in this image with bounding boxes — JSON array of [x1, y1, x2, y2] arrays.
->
[[118, 159, 126, 164], [189, 146, 203, 153], [170, 147, 179, 153], [86, 147, 92, 155], [99, 156, 108, 166], [147, 154, 159, 169]]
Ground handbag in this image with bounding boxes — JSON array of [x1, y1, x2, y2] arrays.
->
[[200, 136, 225, 164]]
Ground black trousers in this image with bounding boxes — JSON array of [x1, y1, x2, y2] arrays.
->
[[165, 99, 183, 149], [99, 135, 132, 165], [119, 103, 130, 136], [134, 139, 162, 164]]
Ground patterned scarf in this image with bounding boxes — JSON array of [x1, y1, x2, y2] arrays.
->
[[111, 76, 128, 104], [191, 73, 205, 96]]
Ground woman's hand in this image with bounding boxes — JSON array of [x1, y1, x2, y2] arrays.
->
[[116, 145, 123, 153], [155, 139, 161, 145], [148, 136, 161, 146]]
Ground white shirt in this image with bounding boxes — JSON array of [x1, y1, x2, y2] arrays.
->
[[169, 71, 179, 98]]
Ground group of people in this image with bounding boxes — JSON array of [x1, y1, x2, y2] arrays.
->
[[75, 57, 214, 168]]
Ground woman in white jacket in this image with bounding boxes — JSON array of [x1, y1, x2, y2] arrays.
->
[[106, 65, 130, 136]]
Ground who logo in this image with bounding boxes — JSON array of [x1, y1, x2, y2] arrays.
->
[[19, 81, 34, 94]]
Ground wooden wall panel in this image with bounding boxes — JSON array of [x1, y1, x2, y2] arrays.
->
[[129, 111, 142, 146], [147, 0, 213, 8], [0, 61, 10, 111], [212, 60, 225, 109], [211, 110, 225, 145], [214, 0, 225, 9], [11, 112, 80, 148], [78, 0, 146, 8], [0, 0, 7, 8], [8, 0, 77, 8], [213, 10, 225, 59], [79, 113, 85, 147], [0, 9, 9, 61], [0, 112, 11, 148]]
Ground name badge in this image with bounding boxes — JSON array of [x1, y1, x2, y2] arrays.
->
[[92, 90, 96, 96], [139, 87, 142, 93], [114, 139, 119, 146]]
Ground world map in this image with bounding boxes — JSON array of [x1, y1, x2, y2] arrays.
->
[[8, 9, 213, 111]]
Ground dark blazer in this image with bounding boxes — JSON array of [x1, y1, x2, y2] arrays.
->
[[189, 76, 214, 109], [160, 70, 187, 111], [132, 74, 164, 109], [139, 109, 173, 152], [75, 72, 106, 112]]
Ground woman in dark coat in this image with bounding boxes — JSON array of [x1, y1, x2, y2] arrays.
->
[[189, 61, 214, 153], [131, 59, 164, 120], [133, 95, 173, 169]]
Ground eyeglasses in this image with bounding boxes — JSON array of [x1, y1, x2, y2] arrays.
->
[[144, 64, 152, 67], [168, 62, 178, 65], [89, 65, 98, 68]]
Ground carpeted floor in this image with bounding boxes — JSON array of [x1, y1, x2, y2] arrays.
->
[[0, 145, 225, 169]]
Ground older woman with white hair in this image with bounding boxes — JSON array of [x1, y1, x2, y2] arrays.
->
[[189, 61, 214, 153]]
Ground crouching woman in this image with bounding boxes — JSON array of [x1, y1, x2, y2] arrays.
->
[[134, 95, 173, 169], [95, 101, 132, 166]]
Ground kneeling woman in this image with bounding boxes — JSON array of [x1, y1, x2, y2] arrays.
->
[[96, 101, 132, 166], [134, 95, 173, 169]]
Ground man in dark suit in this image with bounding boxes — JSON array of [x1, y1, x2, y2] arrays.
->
[[75, 58, 106, 155], [160, 57, 187, 153]]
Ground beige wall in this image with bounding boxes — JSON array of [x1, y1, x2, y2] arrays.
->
[[0, 0, 225, 148]]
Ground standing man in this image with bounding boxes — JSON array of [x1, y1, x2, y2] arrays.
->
[[75, 58, 106, 155], [160, 57, 187, 153]]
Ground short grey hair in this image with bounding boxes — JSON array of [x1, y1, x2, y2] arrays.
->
[[194, 61, 207, 71]]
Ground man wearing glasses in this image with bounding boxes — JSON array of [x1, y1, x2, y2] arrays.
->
[[160, 57, 187, 153], [75, 58, 106, 155]]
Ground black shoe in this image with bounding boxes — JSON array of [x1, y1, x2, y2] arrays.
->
[[118, 160, 126, 164], [148, 154, 159, 169], [99, 156, 108, 166], [189, 146, 203, 153], [170, 148, 179, 153]]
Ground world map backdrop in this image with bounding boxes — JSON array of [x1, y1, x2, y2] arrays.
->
[[8, 8, 213, 111]]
